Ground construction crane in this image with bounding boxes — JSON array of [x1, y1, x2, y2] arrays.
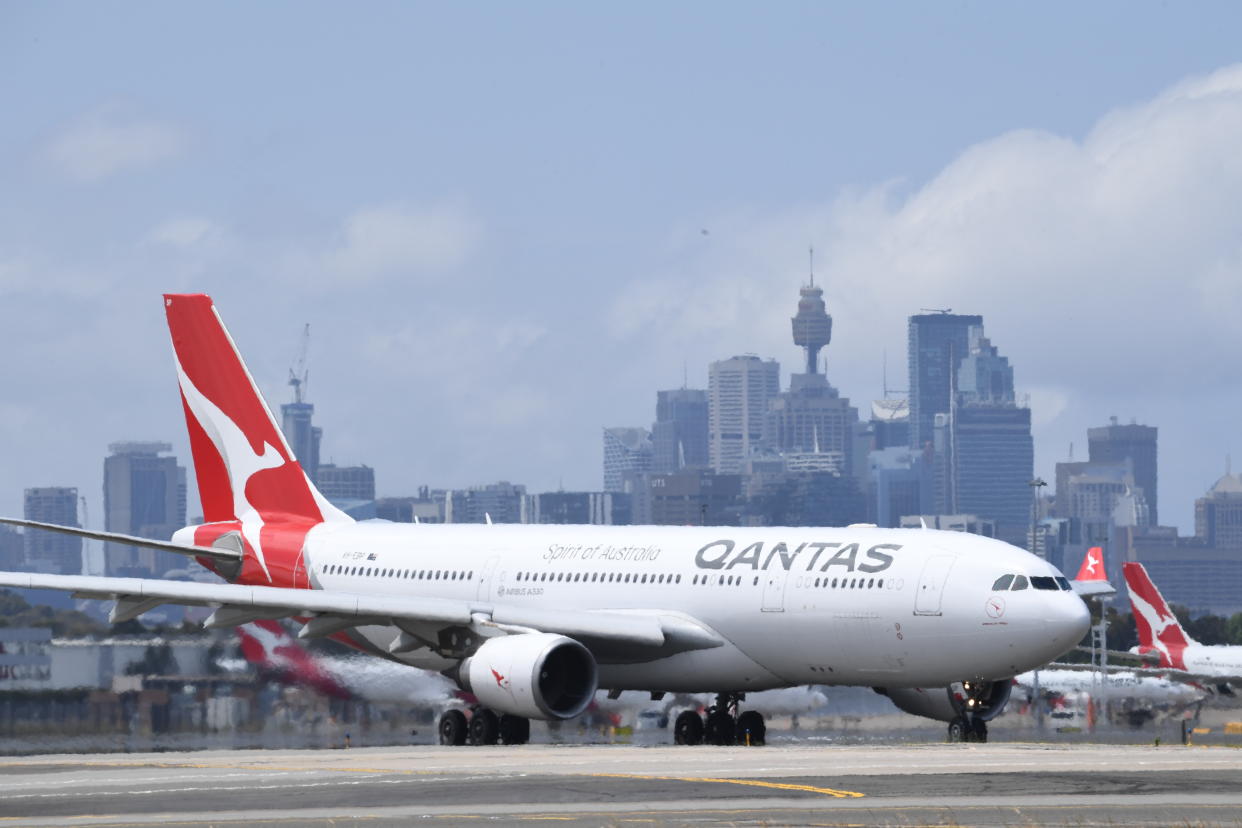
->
[[919, 308, 952, 314], [288, 323, 310, 404]]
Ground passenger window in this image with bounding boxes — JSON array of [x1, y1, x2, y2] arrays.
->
[[1056, 576, 1071, 591], [992, 574, 1014, 591], [1031, 576, 1058, 591], [1011, 575, 1029, 591]]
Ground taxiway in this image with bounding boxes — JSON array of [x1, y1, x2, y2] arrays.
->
[[1, 743, 1240, 826]]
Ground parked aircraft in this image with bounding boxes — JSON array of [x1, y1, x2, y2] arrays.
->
[[233, 619, 457, 705], [0, 294, 1089, 745], [1123, 562, 1242, 684]]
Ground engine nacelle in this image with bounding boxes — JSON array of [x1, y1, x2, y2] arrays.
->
[[877, 680, 1012, 723], [458, 633, 597, 721]]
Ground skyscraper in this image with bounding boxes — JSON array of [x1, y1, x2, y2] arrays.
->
[[315, 464, 376, 502], [927, 326, 1033, 548], [23, 487, 81, 575], [908, 312, 982, 450], [708, 356, 780, 473], [281, 401, 321, 483], [103, 442, 187, 577], [603, 427, 653, 492], [652, 389, 709, 473], [1088, 418, 1158, 525]]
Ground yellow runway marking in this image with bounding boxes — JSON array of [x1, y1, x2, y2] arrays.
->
[[590, 771, 865, 799]]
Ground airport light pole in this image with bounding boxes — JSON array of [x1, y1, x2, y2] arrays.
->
[[1028, 477, 1048, 732]]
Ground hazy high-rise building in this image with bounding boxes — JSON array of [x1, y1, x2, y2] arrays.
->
[[908, 312, 982, 450], [524, 491, 632, 525], [1195, 472, 1242, 548], [952, 405, 1034, 547], [603, 427, 653, 492], [1088, 418, 1158, 525], [925, 327, 1034, 548], [0, 525, 22, 570], [870, 398, 911, 451], [104, 442, 187, 577], [316, 464, 376, 502], [708, 356, 780, 473], [652, 389, 709, 473], [23, 487, 81, 575], [280, 401, 321, 483]]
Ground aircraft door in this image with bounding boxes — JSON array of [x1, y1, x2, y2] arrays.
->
[[761, 569, 788, 612], [913, 554, 956, 616], [476, 555, 501, 601]]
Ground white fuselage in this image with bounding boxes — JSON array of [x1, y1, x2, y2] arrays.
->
[[1146, 644, 1242, 679], [299, 522, 1088, 693]]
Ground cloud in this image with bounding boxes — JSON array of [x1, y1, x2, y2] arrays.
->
[[324, 203, 480, 281], [606, 64, 1242, 526], [46, 113, 187, 181]]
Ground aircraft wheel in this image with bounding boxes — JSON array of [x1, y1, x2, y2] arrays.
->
[[705, 709, 736, 746], [736, 710, 766, 746], [946, 717, 965, 743], [673, 710, 704, 746], [499, 714, 530, 745], [439, 709, 467, 746], [970, 719, 988, 743], [469, 708, 500, 746]]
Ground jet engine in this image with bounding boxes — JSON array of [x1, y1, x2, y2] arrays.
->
[[876, 679, 1012, 723], [457, 633, 597, 720]]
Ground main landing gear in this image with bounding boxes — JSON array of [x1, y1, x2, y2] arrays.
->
[[946, 715, 988, 743], [438, 708, 530, 746], [673, 693, 766, 746]]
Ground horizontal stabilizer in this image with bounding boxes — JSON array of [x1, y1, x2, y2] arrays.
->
[[1071, 579, 1117, 598], [0, 517, 240, 563]]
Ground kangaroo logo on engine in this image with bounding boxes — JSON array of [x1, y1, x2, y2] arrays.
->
[[694, 539, 898, 573]]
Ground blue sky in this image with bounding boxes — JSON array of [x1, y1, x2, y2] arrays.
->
[[3, 2, 1242, 533]]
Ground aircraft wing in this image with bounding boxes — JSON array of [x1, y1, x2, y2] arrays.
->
[[0, 570, 720, 656], [1050, 660, 1242, 685]]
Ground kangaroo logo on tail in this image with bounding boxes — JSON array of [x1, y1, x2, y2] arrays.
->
[[163, 294, 351, 585], [1123, 562, 1192, 670], [1075, 546, 1106, 581]]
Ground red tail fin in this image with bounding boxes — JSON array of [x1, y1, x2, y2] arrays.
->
[[163, 294, 347, 526], [1075, 546, 1107, 581], [1122, 562, 1192, 670]]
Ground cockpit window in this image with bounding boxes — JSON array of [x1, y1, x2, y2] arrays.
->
[[1031, 576, 1058, 591], [1010, 575, 1029, 591], [1055, 576, 1072, 591], [992, 574, 1014, 591]]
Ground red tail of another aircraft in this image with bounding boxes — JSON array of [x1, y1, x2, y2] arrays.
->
[[1122, 562, 1193, 670], [1074, 546, 1106, 582]]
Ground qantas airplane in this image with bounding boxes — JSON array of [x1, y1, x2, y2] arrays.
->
[[0, 294, 1089, 745], [1123, 562, 1242, 684]]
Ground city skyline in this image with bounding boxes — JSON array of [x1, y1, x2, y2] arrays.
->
[[4, 5, 1242, 533]]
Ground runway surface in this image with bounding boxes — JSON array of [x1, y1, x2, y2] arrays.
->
[[1, 743, 1240, 826]]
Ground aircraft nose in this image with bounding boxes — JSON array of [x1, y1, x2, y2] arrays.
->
[[1045, 595, 1091, 651]]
